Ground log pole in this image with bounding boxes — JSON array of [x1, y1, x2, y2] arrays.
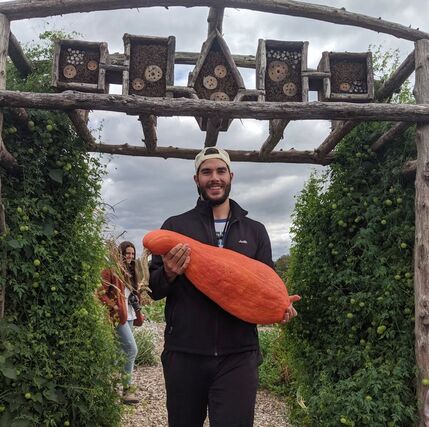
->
[[1, 90, 429, 122], [1, 1, 428, 42], [413, 38, 429, 427], [0, 13, 10, 319]]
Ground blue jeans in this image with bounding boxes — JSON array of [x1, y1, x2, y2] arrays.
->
[[116, 320, 138, 388]]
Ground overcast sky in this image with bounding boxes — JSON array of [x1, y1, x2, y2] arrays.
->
[[4, 1, 429, 259]]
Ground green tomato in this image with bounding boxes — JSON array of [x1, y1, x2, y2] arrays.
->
[[377, 325, 386, 335], [422, 378, 429, 386], [400, 243, 408, 249], [16, 207, 23, 214], [394, 274, 401, 280], [346, 312, 353, 319], [51, 286, 57, 292], [405, 272, 412, 279], [24, 392, 32, 399], [33, 259, 41, 267], [331, 203, 337, 209], [340, 417, 348, 425], [365, 395, 372, 401], [27, 120, 35, 129], [359, 302, 365, 308], [384, 199, 393, 206], [396, 197, 403, 204], [32, 282, 39, 289], [0, 404, 5, 413], [46, 124, 54, 132], [381, 219, 387, 225], [64, 422, 70, 427], [19, 225, 27, 232], [350, 298, 356, 305]]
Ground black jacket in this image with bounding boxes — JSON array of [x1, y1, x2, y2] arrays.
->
[[149, 198, 274, 356]]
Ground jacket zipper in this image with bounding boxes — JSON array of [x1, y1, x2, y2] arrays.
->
[[211, 215, 238, 356]]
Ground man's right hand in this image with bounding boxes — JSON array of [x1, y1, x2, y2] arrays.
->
[[162, 243, 191, 283]]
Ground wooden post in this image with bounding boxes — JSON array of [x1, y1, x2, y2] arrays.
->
[[139, 114, 157, 152], [0, 13, 10, 319], [207, 7, 224, 36], [413, 38, 429, 427]]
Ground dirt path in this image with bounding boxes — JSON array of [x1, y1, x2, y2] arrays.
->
[[121, 322, 292, 427]]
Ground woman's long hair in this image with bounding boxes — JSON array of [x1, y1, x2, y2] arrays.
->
[[118, 241, 138, 290]]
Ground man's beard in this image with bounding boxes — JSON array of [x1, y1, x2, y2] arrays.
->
[[199, 183, 231, 206]]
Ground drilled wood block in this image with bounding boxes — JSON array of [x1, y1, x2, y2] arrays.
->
[[52, 39, 109, 93], [318, 51, 374, 102], [123, 34, 175, 97], [256, 39, 308, 102]]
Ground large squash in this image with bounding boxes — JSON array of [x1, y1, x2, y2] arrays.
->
[[143, 229, 290, 325]]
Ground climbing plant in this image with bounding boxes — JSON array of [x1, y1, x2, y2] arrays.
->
[[283, 120, 417, 426], [0, 34, 123, 427]]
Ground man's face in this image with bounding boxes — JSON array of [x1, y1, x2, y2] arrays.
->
[[194, 158, 233, 206]]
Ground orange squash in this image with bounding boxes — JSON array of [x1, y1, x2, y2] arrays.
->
[[143, 229, 290, 325]]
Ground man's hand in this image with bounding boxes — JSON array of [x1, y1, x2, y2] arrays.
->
[[280, 294, 301, 324], [163, 243, 191, 283]]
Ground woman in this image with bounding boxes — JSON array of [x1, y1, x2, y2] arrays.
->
[[99, 241, 144, 404]]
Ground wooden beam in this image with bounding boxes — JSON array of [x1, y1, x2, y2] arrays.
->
[[8, 32, 33, 78], [166, 85, 199, 99], [67, 110, 96, 147], [1, 0, 428, 42], [90, 143, 326, 164], [316, 49, 416, 159], [108, 51, 256, 69], [1, 90, 429, 122], [175, 51, 256, 69], [402, 159, 416, 179], [207, 7, 224, 36], [315, 120, 360, 159], [204, 118, 222, 147], [376, 49, 415, 102], [370, 122, 413, 152], [138, 114, 157, 151], [413, 39, 429, 427], [259, 119, 289, 159], [0, 13, 9, 320]]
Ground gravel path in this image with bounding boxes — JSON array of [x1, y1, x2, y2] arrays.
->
[[121, 322, 292, 427]]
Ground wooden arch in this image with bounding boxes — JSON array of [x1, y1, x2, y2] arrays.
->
[[0, 1, 428, 424]]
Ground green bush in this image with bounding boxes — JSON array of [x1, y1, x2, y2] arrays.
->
[[134, 324, 157, 367], [142, 299, 165, 323], [258, 326, 289, 395], [284, 121, 417, 426], [0, 34, 123, 426]]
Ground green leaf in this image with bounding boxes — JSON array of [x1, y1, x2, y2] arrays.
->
[[48, 168, 63, 183], [7, 240, 22, 249], [0, 411, 11, 427], [42, 219, 54, 237], [11, 421, 32, 427], [0, 366, 17, 380], [43, 387, 65, 404]]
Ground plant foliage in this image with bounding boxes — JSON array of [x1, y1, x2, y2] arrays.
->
[[0, 34, 123, 426], [284, 120, 417, 426]]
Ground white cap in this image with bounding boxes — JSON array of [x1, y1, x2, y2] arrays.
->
[[194, 147, 231, 173]]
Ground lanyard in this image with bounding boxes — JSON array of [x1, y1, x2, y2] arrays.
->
[[216, 210, 231, 248]]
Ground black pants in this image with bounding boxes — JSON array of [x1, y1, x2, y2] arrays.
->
[[161, 350, 259, 427]]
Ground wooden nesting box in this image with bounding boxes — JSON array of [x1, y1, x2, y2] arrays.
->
[[188, 30, 245, 131], [52, 39, 109, 93], [123, 34, 175, 97], [318, 51, 374, 102], [256, 40, 309, 102]]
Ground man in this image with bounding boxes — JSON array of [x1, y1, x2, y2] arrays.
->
[[149, 147, 300, 427]]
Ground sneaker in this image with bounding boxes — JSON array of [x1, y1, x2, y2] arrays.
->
[[122, 389, 139, 405]]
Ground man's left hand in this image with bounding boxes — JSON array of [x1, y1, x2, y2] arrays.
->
[[280, 295, 301, 324]]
